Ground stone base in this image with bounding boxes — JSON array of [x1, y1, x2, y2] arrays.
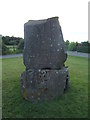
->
[[20, 67, 70, 102]]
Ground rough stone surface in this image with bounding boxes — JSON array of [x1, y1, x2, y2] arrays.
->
[[23, 17, 67, 69], [21, 17, 70, 102], [21, 67, 70, 101]]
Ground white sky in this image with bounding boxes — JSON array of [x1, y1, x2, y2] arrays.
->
[[0, 0, 88, 43]]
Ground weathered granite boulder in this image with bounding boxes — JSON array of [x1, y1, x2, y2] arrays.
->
[[21, 17, 70, 102], [21, 67, 70, 101], [23, 17, 67, 69]]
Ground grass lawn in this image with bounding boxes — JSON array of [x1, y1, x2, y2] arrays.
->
[[6, 45, 17, 52], [2, 56, 88, 118]]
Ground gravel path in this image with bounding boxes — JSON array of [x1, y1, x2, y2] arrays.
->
[[0, 51, 90, 59]]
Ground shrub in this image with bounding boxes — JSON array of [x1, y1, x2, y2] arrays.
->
[[2, 42, 10, 55], [77, 41, 90, 53], [68, 42, 77, 51], [65, 40, 69, 50], [17, 39, 24, 50], [2, 36, 23, 45]]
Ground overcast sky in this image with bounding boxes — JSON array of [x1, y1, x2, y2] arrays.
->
[[0, 0, 88, 43]]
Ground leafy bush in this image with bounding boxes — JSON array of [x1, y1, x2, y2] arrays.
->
[[77, 41, 90, 53], [17, 39, 24, 50], [2, 36, 23, 45], [65, 40, 69, 50], [15, 49, 23, 54], [68, 42, 77, 51], [2, 42, 10, 55]]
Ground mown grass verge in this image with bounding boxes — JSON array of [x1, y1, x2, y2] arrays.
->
[[2, 56, 88, 118]]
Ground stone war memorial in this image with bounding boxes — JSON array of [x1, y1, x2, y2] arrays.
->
[[21, 17, 70, 102]]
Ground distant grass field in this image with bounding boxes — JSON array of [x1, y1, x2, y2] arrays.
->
[[2, 56, 88, 118], [6, 45, 17, 52]]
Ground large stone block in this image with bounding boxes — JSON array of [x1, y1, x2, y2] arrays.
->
[[23, 17, 67, 69], [21, 67, 70, 101], [21, 17, 70, 102]]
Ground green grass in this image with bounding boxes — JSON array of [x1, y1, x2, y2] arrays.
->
[[6, 45, 17, 52], [2, 56, 88, 118], [5, 45, 22, 54]]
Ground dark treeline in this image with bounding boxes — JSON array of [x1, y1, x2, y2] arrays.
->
[[2, 35, 24, 55], [2, 36, 23, 45], [65, 40, 90, 53], [1, 35, 90, 55]]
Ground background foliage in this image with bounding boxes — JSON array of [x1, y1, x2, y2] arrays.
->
[[65, 40, 90, 53], [2, 36, 24, 55], [1, 35, 90, 55]]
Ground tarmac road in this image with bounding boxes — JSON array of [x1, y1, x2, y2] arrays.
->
[[0, 53, 23, 59], [0, 51, 90, 59], [67, 51, 90, 58]]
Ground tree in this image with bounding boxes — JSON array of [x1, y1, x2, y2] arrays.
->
[[65, 40, 70, 50], [68, 42, 77, 51], [2, 36, 23, 45], [17, 39, 24, 50], [77, 41, 90, 53], [2, 41, 10, 55]]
